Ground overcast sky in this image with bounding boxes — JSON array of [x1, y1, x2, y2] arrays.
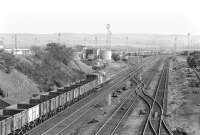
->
[[0, 0, 200, 35]]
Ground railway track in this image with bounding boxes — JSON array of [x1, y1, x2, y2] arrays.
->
[[193, 67, 200, 81], [93, 58, 165, 135], [136, 58, 173, 135], [27, 57, 157, 135], [93, 85, 141, 135], [51, 60, 156, 135], [135, 79, 172, 135]]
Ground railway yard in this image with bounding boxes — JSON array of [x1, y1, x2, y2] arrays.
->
[[1, 54, 200, 135], [26, 57, 156, 135], [2, 1, 200, 134], [25, 56, 170, 135]]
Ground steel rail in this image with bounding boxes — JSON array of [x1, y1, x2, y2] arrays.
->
[[27, 57, 157, 135], [137, 88, 157, 135], [132, 77, 157, 135], [97, 58, 163, 135], [94, 84, 141, 135], [193, 67, 200, 81], [147, 60, 172, 135], [141, 64, 166, 135], [49, 61, 152, 135], [44, 76, 135, 135], [161, 62, 174, 135], [142, 84, 173, 135], [109, 82, 151, 135], [96, 58, 162, 135], [134, 59, 173, 135], [158, 61, 168, 135], [27, 60, 144, 135], [110, 94, 139, 135]]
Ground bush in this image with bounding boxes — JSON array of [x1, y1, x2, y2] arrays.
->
[[112, 53, 120, 61], [30, 46, 44, 58], [187, 56, 196, 68], [0, 52, 16, 73], [0, 88, 5, 97], [15, 60, 34, 76], [46, 43, 74, 65], [16, 43, 75, 91]]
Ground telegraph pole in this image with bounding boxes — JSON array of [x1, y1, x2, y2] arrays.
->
[[58, 33, 61, 44], [174, 36, 177, 55], [187, 33, 190, 56], [14, 34, 17, 49], [83, 38, 87, 46], [106, 24, 111, 50], [12, 34, 17, 54], [34, 37, 38, 46], [126, 36, 129, 53], [94, 35, 98, 47]]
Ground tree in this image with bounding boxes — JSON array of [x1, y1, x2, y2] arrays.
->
[[187, 56, 196, 68], [15, 60, 34, 76], [30, 46, 44, 58], [0, 52, 16, 73], [16, 43, 76, 91], [46, 43, 74, 65], [112, 53, 120, 61]]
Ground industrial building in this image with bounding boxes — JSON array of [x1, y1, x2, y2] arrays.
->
[[100, 50, 112, 60], [5, 49, 33, 55], [82, 48, 112, 61], [84, 48, 100, 60]]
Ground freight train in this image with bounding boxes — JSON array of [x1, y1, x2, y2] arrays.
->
[[0, 74, 109, 135]]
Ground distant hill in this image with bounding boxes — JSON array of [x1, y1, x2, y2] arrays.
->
[[1, 33, 200, 50]]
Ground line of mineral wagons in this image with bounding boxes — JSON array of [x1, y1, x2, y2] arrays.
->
[[0, 74, 108, 135]]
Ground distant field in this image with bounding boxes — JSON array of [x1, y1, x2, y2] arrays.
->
[[1, 33, 199, 49]]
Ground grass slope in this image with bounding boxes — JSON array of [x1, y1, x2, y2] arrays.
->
[[0, 69, 39, 104]]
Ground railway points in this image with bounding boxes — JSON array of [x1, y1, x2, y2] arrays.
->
[[24, 57, 156, 135], [0, 55, 175, 135], [138, 58, 173, 135], [93, 57, 167, 135]]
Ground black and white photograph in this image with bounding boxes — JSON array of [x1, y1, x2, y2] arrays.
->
[[0, 0, 200, 135]]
